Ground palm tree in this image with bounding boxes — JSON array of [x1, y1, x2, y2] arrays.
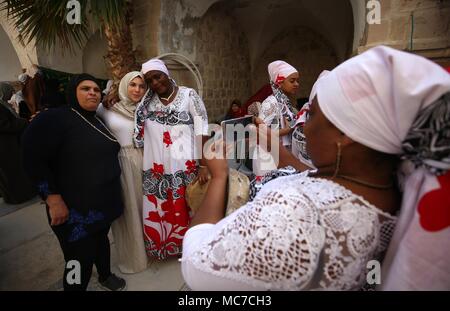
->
[[0, 0, 139, 83]]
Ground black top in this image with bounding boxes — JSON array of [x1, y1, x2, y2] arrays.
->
[[22, 74, 123, 242]]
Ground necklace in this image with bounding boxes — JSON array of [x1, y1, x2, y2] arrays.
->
[[159, 86, 176, 102], [71, 108, 119, 143], [337, 174, 393, 190], [312, 171, 394, 190]]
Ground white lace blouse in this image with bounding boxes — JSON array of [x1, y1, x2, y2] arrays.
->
[[259, 95, 291, 147], [181, 172, 397, 291]]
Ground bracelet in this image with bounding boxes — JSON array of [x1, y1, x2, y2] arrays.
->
[[199, 165, 207, 168]]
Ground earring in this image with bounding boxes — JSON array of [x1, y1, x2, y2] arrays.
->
[[332, 142, 342, 178]]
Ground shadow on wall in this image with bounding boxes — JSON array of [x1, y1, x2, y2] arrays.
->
[[82, 31, 109, 80], [252, 26, 339, 100]]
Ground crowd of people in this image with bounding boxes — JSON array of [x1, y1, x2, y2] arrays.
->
[[0, 45, 449, 291]]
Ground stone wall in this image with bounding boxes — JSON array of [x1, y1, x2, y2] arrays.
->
[[360, 0, 450, 67], [132, 0, 161, 63], [253, 26, 339, 100], [193, 4, 251, 122]]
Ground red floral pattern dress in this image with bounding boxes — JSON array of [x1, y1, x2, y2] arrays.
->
[[135, 86, 208, 260]]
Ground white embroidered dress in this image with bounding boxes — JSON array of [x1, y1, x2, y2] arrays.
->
[[96, 104, 148, 273], [181, 172, 397, 290], [253, 95, 292, 175], [135, 86, 208, 260]]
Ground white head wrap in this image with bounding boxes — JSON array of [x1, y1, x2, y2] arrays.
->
[[267, 60, 298, 85], [315, 45, 450, 155], [141, 58, 169, 76], [313, 45, 450, 290], [18, 74, 28, 84], [308, 70, 330, 105], [293, 70, 330, 128]]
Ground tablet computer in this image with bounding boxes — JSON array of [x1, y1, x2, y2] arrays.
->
[[221, 115, 253, 140], [220, 115, 253, 132], [220, 116, 253, 160]]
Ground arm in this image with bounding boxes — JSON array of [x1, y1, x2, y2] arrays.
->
[[182, 176, 323, 291], [188, 89, 210, 184], [22, 111, 69, 225], [256, 123, 309, 172], [134, 92, 149, 148], [279, 125, 294, 137], [258, 98, 277, 126], [279, 116, 295, 137], [102, 82, 120, 109], [189, 153, 228, 228]]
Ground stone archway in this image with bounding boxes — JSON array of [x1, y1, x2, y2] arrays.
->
[[82, 31, 109, 79], [157, 0, 360, 119], [194, 0, 356, 105], [252, 26, 339, 99], [0, 25, 22, 81], [0, 11, 38, 77]]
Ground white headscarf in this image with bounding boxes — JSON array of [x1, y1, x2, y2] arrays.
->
[[314, 45, 450, 290], [111, 71, 145, 120], [18, 74, 28, 84], [141, 58, 169, 76], [294, 70, 330, 127], [268, 60, 298, 85], [315, 46, 450, 155]]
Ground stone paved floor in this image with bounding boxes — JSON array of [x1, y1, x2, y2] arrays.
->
[[0, 197, 189, 291]]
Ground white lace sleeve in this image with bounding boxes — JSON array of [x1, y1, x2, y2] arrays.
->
[[188, 88, 209, 136], [259, 96, 279, 127], [181, 174, 397, 291]]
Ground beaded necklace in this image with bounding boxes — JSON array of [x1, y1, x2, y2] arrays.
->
[[71, 108, 118, 143]]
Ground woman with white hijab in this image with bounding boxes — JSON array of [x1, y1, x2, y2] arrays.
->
[[180, 46, 450, 290], [97, 71, 148, 273], [253, 60, 299, 176]]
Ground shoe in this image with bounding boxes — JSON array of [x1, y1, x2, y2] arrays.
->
[[99, 274, 126, 291]]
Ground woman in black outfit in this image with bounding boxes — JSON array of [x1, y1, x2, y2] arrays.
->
[[22, 74, 126, 291]]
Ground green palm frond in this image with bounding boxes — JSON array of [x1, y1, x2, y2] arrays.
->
[[89, 0, 128, 31], [0, 0, 128, 52]]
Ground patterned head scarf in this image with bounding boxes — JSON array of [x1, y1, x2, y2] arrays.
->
[[268, 60, 298, 86], [267, 60, 298, 124], [314, 45, 450, 290]]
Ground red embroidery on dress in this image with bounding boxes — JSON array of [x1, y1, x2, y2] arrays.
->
[[185, 160, 198, 174], [150, 163, 164, 178], [163, 131, 173, 147], [418, 172, 450, 232]]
